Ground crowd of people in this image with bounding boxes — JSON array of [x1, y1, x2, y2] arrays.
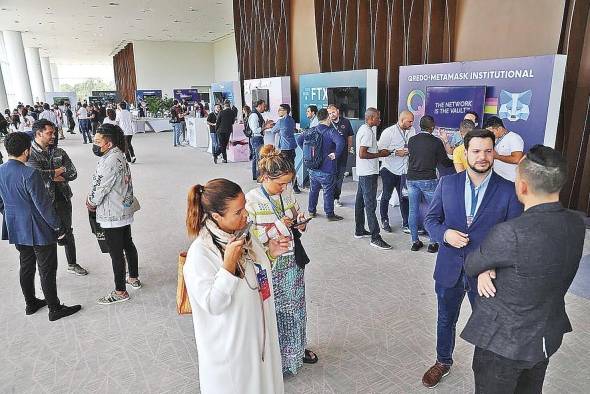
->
[[0, 95, 586, 393]]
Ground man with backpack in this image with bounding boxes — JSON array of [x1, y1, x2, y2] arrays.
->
[[248, 100, 273, 179], [296, 108, 345, 221]]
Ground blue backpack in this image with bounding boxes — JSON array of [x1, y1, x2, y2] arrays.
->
[[302, 126, 323, 170]]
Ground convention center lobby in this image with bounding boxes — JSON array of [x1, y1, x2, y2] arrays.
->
[[1, 1, 590, 393]]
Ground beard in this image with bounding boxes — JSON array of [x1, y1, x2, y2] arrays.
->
[[468, 160, 492, 174]]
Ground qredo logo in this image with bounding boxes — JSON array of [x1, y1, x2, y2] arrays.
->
[[407, 89, 425, 117]]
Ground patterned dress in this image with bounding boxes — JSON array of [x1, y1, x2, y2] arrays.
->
[[245, 186, 306, 375]]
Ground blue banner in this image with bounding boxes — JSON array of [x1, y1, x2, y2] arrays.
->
[[136, 90, 162, 103], [425, 86, 486, 129], [173, 89, 200, 104]]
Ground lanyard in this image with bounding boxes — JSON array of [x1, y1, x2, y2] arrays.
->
[[469, 181, 480, 218], [260, 186, 285, 219]]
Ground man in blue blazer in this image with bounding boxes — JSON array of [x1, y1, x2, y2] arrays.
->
[[0, 132, 81, 321], [421, 129, 523, 389]]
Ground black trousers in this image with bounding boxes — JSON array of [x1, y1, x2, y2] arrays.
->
[[55, 196, 77, 266], [15, 243, 60, 309], [104, 225, 139, 292], [333, 152, 348, 200], [125, 135, 135, 161], [473, 347, 549, 394], [281, 149, 300, 190], [216, 132, 231, 161]]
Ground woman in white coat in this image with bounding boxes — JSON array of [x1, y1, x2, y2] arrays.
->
[[184, 178, 289, 394]]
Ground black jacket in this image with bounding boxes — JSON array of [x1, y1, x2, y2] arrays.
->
[[27, 141, 77, 203], [461, 202, 585, 363], [215, 108, 235, 134], [407, 132, 453, 180]]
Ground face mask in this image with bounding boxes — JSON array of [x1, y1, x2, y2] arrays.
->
[[92, 144, 104, 157]]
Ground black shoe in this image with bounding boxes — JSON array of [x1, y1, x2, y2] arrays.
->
[[327, 214, 344, 221], [427, 243, 439, 253], [48, 304, 82, 321], [222, 159, 228, 163], [371, 238, 392, 250], [131, 157, 136, 163], [411, 240, 424, 251], [25, 298, 47, 315], [309, 212, 317, 218], [354, 229, 371, 239], [382, 219, 392, 233], [214, 156, 218, 164]]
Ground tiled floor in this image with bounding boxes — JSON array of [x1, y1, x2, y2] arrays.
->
[[1, 132, 589, 393]]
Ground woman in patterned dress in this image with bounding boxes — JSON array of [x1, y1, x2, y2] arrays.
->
[[245, 145, 318, 375]]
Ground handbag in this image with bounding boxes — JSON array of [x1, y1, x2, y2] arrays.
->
[[176, 251, 192, 315], [292, 228, 310, 269], [130, 196, 141, 212]]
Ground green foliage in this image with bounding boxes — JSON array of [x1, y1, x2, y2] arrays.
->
[[145, 96, 174, 117], [59, 79, 116, 102]]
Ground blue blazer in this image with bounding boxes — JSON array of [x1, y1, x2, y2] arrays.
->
[[0, 160, 60, 246], [424, 171, 523, 290]]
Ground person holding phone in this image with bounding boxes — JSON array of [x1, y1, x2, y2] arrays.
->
[[184, 178, 288, 394], [245, 145, 318, 375]]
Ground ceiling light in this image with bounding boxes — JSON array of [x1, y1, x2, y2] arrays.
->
[[104, 16, 112, 19], [109, 2, 119, 5], [173, 20, 180, 23]]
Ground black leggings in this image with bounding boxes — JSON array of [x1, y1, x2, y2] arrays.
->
[[125, 135, 135, 161], [104, 225, 138, 292]]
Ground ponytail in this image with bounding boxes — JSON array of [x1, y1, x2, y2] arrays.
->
[[257, 144, 294, 181], [186, 178, 243, 238]]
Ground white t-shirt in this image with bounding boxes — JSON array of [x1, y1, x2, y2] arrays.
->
[[378, 124, 416, 175], [116, 109, 134, 135], [356, 124, 379, 176], [102, 117, 117, 125], [77, 107, 88, 119], [494, 131, 524, 182]]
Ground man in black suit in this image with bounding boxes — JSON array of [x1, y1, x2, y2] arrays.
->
[[215, 102, 235, 163], [461, 145, 585, 393]]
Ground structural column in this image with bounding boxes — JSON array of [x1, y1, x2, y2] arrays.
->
[[0, 34, 9, 110], [25, 47, 45, 102], [50, 62, 59, 91], [2, 30, 33, 105], [40, 56, 54, 92]]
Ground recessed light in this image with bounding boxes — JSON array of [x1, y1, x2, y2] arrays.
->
[[14, 20, 19, 23], [135, 18, 142, 21], [104, 16, 112, 19], [173, 20, 180, 23], [109, 2, 119, 5]]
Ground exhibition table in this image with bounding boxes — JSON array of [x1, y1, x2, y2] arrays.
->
[[144, 118, 171, 133], [186, 117, 210, 148]]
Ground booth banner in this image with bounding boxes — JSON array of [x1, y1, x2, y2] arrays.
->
[[45, 92, 76, 107], [136, 89, 162, 102], [173, 89, 200, 104], [244, 76, 291, 121], [399, 55, 566, 150], [211, 81, 243, 111], [92, 90, 119, 103]]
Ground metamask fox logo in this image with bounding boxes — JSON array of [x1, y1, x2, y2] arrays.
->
[[499, 90, 532, 122]]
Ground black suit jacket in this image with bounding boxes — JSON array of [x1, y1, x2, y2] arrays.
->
[[460, 202, 585, 363], [215, 108, 235, 134]]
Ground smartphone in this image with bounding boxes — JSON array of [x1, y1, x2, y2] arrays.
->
[[234, 221, 252, 240], [291, 217, 312, 228]]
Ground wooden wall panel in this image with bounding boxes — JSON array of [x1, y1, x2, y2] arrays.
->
[[113, 43, 137, 104], [234, 0, 290, 80]]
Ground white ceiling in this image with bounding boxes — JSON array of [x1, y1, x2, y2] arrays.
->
[[0, 0, 235, 65]]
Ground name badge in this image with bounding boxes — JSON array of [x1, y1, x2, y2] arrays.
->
[[257, 268, 271, 301]]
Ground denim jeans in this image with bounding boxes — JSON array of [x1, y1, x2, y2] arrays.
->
[[334, 152, 348, 200], [80, 119, 92, 143], [210, 132, 219, 157], [308, 170, 336, 215], [435, 271, 476, 366], [173, 123, 183, 146], [251, 136, 264, 180], [379, 167, 409, 227], [355, 174, 380, 241], [407, 179, 438, 242]]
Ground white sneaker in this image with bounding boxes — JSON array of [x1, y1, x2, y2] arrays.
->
[[334, 199, 343, 207]]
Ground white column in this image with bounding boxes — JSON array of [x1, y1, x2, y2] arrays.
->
[[0, 35, 9, 109], [2, 30, 33, 105], [50, 62, 59, 91], [40, 56, 54, 92], [25, 47, 45, 102]]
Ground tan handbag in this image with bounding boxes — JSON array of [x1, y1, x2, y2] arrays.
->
[[176, 251, 192, 315]]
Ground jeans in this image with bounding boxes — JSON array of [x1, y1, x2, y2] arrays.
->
[[379, 167, 409, 227], [251, 136, 264, 179], [435, 271, 476, 365], [125, 135, 135, 161], [210, 132, 219, 157], [308, 170, 336, 215], [55, 196, 77, 266], [172, 123, 183, 146], [355, 174, 380, 241], [216, 132, 230, 161], [333, 152, 348, 200], [104, 225, 139, 292], [473, 347, 548, 394], [80, 119, 92, 143], [15, 243, 60, 310], [407, 179, 438, 242], [281, 149, 300, 191]]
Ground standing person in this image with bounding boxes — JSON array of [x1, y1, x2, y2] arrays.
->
[[484, 116, 524, 182], [248, 100, 273, 179], [184, 178, 286, 394], [52, 104, 65, 140], [206, 104, 221, 162], [0, 112, 8, 138], [116, 102, 136, 163], [27, 119, 88, 276], [86, 124, 141, 304], [354, 108, 392, 250], [452, 119, 476, 172], [421, 129, 523, 389], [377, 110, 416, 233], [296, 108, 344, 220], [77, 103, 92, 144], [214, 102, 235, 163], [306, 105, 319, 128], [242, 105, 253, 161], [327, 104, 354, 207], [269, 104, 301, 193], [0, 132, 82, 321], [170, 107, 183, 147], [406, 115, 453, 252], [20, 108, 35, 134], [102, 108, 117, 125], [65, 104, 76, 134], [89, 105, 100, 136], [246, 145, 319, 375], [39, 103, 58, 125], [10, 114, 21, 133], [460, 145, 584, 394]]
